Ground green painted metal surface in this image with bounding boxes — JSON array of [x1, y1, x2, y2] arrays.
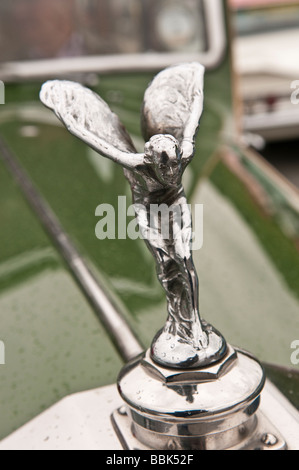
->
[[0, 157, 122, 440]]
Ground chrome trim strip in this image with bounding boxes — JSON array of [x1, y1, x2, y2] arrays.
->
[[0, 135, 144, 362], [0, 0, 226, 82]]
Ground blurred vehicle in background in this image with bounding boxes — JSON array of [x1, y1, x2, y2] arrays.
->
[[230, 0, 299, 143], [0, 0, 216, 66]]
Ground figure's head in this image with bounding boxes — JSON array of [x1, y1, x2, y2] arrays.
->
[[144, 135, 182, 186]]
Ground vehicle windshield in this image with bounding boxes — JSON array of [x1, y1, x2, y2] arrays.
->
[[0, 0, 208, 62], [233, 2, 299, 36]]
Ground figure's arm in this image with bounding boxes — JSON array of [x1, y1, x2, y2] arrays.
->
[[60, 109, 144, 170], [181, 89, 204, 165], [40, 80, 144, 171]]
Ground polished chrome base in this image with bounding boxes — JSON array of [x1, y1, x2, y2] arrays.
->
[[112, 407, 286, 451], [115, 346, 287, 450], [151, 321, 228, 370]]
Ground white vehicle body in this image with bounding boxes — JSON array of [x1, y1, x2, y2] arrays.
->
[[233, 6, 299, 141]]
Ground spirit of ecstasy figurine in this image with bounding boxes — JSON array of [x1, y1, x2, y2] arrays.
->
[[40, 62, 226, 370], [40, 64, 284, 450]]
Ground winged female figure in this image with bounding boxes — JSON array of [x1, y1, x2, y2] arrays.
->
[[40, 63, 226, 369]]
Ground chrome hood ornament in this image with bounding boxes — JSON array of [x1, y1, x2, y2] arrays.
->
[[40, 63, 226, 370], [40, 63, 285, 450]]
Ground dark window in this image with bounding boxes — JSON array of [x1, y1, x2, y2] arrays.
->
[[0, 0, 208, 62]]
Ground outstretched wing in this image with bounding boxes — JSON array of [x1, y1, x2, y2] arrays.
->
[[40, 81, 143, 169], [141, 62, 204, 163]]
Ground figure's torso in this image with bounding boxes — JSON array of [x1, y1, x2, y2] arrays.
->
[[123, 164, 184, 206]]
